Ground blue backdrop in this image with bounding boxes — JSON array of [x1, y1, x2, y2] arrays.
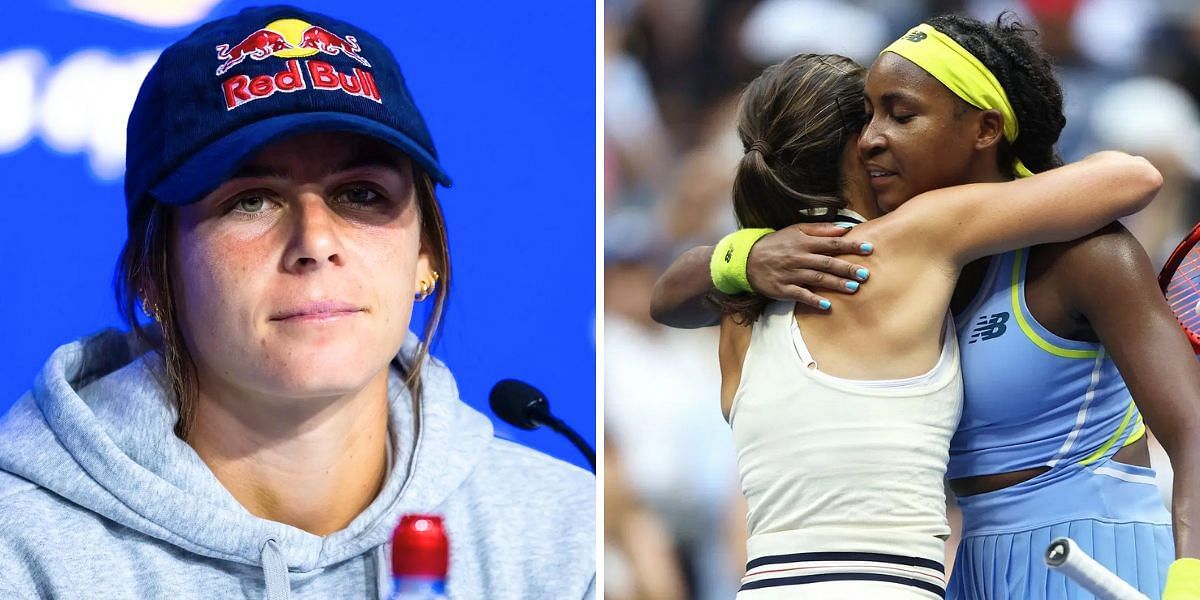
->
[[0, 1, 596, 470]]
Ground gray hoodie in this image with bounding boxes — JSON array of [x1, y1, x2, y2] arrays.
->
[[0, 329, 595, 599]]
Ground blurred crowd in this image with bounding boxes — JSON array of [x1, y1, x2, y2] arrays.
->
[[603, 0, 1200, 597]]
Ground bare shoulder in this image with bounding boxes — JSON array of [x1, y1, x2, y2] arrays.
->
[[1039, 222, 1151, 282], [837, 210, 960, 297], [837, 209, 915, 245], [843, 208, 956, 272], [1037, 222, 1157, 307]]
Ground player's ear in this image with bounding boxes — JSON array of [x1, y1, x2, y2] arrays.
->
[[973, 109, 1005, 152]]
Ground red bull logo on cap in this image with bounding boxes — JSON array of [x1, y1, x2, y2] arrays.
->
[[215, 18, 380, 110]]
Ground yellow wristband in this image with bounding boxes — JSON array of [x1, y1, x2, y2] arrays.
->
[[711, 228, 774, 294], [1165, 558, 1200, 600]]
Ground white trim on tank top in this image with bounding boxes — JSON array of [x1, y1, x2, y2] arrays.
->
[[727, 302, 961, 424], [788, 303, 959, 391]]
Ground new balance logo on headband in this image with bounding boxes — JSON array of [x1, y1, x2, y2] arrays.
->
[[904, 30, 927, 43], [969, 312, 1009, 343]]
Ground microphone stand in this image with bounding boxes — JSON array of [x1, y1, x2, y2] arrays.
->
[[540, 415, 596, 472], [491, 379, 597, 473]]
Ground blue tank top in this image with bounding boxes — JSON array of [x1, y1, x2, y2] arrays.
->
[[948, 248, 1145, 479]]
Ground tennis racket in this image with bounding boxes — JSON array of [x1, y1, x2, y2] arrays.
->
[[1045, 538, 1150, 600], [1159, 221, 1200, 354]]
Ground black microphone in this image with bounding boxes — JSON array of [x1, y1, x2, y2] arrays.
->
[[489, 379, 596, 472]]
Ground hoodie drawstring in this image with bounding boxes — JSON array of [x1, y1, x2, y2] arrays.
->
[[260, 538, 292, 600], [375, 543, 392, 599]]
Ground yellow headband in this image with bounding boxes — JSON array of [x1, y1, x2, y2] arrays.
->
[[881, 23, 1033, 178]]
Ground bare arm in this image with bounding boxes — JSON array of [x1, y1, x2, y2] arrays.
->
[[650, 246, 721, 328], [892, 151, 1161, 268], [1060, 225, 1200, 559], [649, 223, 874, 328], [652, 152, 1158, 328]]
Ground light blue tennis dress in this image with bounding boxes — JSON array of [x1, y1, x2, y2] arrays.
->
[[946, 248, 1174, 599]]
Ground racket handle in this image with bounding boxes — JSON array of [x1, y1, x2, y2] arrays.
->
[[1045, 538, 1150, 600]]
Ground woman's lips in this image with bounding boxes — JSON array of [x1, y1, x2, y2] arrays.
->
[[270, 300, 363, 322], [867, 166, 897, 188], [274, 310, 361, 324], [869, 174, 896, 188]]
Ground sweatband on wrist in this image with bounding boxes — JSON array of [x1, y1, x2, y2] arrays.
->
[[1165, 557, 1200, 599], [711, 228, 774, 294]]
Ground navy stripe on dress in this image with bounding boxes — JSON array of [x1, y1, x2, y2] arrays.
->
[[747, 551, 945, 573], [740, 572, 946, 597]]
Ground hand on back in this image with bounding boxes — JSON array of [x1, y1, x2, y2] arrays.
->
[[745, 222, 874, 310]]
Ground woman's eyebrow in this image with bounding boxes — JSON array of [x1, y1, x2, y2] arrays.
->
[[328, 152, 404, 176], [880, 90, 922, 106], [227, 163, 288, 180], [225, 153, 402, 182]]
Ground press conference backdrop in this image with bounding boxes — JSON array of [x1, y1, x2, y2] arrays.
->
[[0, 0, 596, 470]]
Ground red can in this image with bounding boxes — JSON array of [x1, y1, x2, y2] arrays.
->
[[391, 514, 449, 579]]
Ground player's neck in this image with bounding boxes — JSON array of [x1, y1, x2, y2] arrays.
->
[[965, 153, 1013, 185], [841, 187, 881, 221], [186, 368, 391, 536]]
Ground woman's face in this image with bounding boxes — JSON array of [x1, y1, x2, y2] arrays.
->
[[858, 52, 981, 212], [171, 131, 431, 403]]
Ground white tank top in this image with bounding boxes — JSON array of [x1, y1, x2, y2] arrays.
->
[[730, 301, 962, 595]]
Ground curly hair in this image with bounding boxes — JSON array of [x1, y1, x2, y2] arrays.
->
[[925, 12, 1066, 175]]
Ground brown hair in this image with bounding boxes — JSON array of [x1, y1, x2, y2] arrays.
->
[[115, 170, 450, 440], [710, 53, 866, 323]]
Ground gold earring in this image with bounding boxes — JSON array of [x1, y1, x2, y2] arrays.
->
[[415, 270, 440, 302], [141, 298, 161, 321]]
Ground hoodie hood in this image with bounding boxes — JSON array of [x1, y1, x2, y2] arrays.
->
[[0, 328, 494, 595]]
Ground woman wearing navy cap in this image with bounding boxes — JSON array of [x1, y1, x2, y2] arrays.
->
[[0, 6, 594, 599]]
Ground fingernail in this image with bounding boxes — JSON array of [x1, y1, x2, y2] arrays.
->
[[819, 299, 831, 310], [834, 223, 854, 229], [860, 242, 874, 253], [856, 268, 870, 281], [845, 281, 859, 291]]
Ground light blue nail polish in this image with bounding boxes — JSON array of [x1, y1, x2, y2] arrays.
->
[[834, 222, 854, 229], [856, 268, 870, 281], [860, 242, 874, 253], [845, 281, 859, 291], [819, 299, 831, 310]]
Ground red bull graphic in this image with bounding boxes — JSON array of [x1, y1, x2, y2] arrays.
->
[[223, 59, 380, 110], [306, 60, 379, 100], [214, 18, 382, 111], [215, 29, 293, 76], [299, 26, 371, 67], [222, 58, 306, 110]]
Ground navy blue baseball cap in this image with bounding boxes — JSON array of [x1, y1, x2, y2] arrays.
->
[[124, 5, 452, 215]]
